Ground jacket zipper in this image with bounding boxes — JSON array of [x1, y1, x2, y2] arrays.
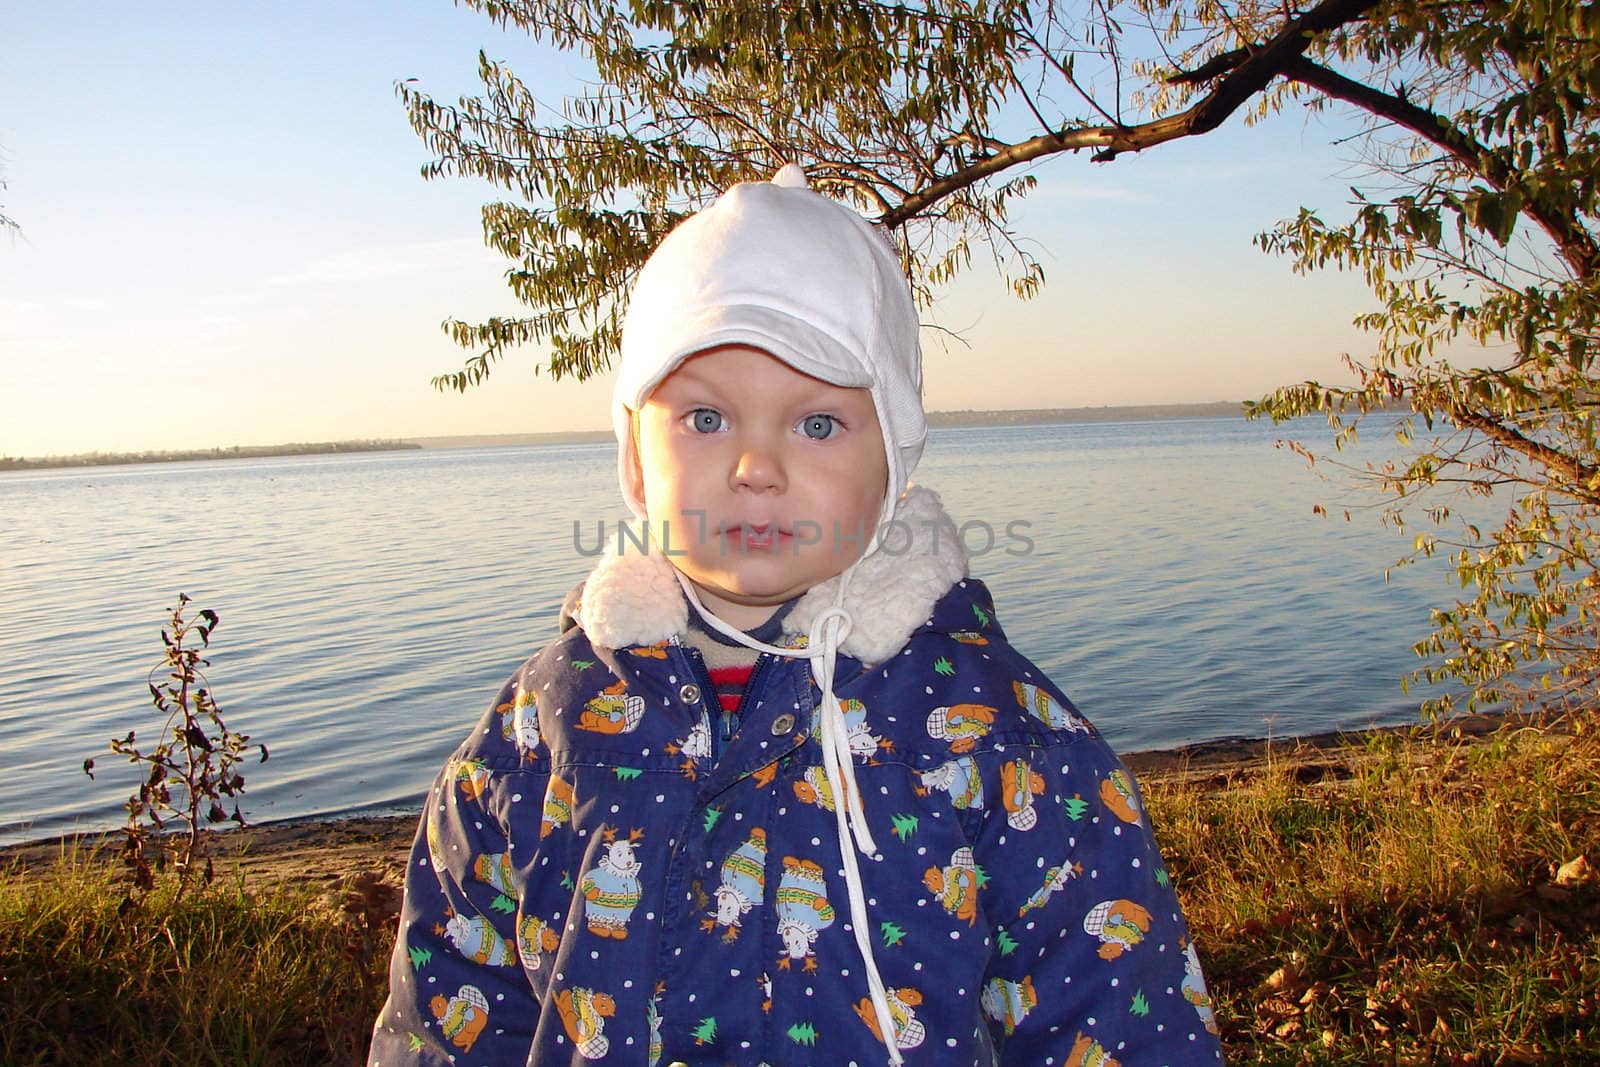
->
[[681, 646, 774, 764]]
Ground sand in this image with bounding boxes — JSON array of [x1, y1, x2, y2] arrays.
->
[[0, 713, 1519, 887]]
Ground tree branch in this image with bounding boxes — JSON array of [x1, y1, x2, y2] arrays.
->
[[881, 0, 1382, 228], [1283, 56, 1600, 279], [1452, 406, 1600, 504]]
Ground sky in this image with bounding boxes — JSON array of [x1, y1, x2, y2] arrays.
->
[[2, 1, 1384, 458]]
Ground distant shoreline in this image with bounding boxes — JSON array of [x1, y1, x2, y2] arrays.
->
[[404, 401, 1247, 451], [0, 439, 422, 472], [5, 402, 1247, 469]]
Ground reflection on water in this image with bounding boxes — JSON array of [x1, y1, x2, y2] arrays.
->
[[0, 417, 1463, 843]]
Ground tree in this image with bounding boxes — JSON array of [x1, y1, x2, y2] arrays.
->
[[1228, 0, 1600, 713], [405, 0, 1600, 714], [400, 0, 1387, 389]]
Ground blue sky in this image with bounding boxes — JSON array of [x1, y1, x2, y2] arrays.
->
[[3, 1, 1380, 457]]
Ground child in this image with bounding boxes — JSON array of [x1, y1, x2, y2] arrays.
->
[[370, 166, 1223, 1066]]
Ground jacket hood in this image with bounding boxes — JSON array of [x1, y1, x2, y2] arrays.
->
[[577, 485, 967, 665]]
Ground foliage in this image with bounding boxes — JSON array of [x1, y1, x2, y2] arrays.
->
[[400, 0, 1364, 390], [0, 855, 397, 1066], [1229, 0, 1600, 714], [410, 0, 1600, 713], [84, 595, 267, 907]]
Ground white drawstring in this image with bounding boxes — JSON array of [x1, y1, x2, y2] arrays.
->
[[670, 568, 904, 1065]]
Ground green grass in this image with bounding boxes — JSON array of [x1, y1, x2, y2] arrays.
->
[[3, 719, 1596, 1064], [1148, 718, 1600, 1064], [0, 849, 394, 1066]]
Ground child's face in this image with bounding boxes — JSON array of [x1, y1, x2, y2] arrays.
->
[[625, 345, 889, 628]]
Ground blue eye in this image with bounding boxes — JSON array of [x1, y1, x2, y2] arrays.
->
[[688, 409, 725, 433], [798, 414, 839, 440]]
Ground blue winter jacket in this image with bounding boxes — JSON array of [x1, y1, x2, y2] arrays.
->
[[369, 488, 1223, 1066]]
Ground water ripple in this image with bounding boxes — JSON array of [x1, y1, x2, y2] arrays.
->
[[0, 420, 1470, 843]]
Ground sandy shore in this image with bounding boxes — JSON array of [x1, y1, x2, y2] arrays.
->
[[0, 713, 1518, 887]]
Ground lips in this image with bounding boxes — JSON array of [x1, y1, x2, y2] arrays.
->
[[721, 522, 791, 551]]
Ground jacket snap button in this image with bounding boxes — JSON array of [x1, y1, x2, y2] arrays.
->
[[770, 712, 796, 735], [678, 683, 701, 705]]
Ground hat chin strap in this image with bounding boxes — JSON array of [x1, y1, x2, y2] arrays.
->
[[670, 567, 905, 1065]]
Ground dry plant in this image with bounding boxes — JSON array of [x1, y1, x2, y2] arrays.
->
[[84, 594, 267, 909]]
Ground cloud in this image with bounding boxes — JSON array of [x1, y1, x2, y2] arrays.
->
[[0, 299, 54, 339], [271, 237, 502, 287]]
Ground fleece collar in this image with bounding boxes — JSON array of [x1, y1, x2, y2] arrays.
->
[[577, 486, 967, 665]]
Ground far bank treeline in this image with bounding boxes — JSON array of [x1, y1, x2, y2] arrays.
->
[[0, 439, 421, 472]]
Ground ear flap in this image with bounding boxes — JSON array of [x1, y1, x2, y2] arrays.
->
[[620, 410, 647, 516]]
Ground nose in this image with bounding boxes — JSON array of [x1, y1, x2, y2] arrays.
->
[[731, 435, 786, 494]]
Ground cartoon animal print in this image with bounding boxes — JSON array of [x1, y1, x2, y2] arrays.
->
[[473, 851, 515, 896], [515, 690, 542, 750], [925, 703, 997, 753], [1099, 768, 1142, 825], [855, 987, 927, 1051], [791, 765, 839, 812], [579, 679, 646, 734], [1012, 680, 1092, 733], [425, 806, 447, 871], [498, 688, 541, 749], [647, 996, 664, 1066], [1182, 941, 1219, 1035], [673, 714, 712, 761], [554, 987, 617, 1059], [1000, 758, 1046, 831], [1018, 861, 1082, 917], [774, 856, 835, 970], [430, 983, 490, 1052], [1082, 899, 1153, 960], [708, 828, 767, 942], [445, 913, 517, 966], [920, 756, 985, 809], [541, 774, 575, 839], [837, 697, 885, 757], [949, 631, 989, 645], [1066, 1032, 1121, 1067], [980, 975, 1037, 1036], [454, 758, 490, 801], [923, 846, 981, 926], [517, 913, 560, 967], [579, 828, 645, 939]]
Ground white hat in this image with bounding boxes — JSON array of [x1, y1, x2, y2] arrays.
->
[[613, 164, 925, 521]]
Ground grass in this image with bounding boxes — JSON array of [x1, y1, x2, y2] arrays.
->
[[0, 851, 396, 1066], [2, 717, 1596, 1064], [1147, 715, 1600, 1064]]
